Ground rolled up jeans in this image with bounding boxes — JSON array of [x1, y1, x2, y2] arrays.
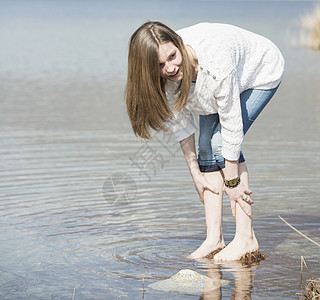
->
[[198, 85, 279, 172]]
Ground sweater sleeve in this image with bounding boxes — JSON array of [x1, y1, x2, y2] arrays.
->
[[165, 81, 196, 142], [215, 70, 243, 160], [168, 107, 196, 142]]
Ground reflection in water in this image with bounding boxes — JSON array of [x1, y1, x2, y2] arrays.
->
[[225, 262, 255, 300], [197, 258, 258, 300]]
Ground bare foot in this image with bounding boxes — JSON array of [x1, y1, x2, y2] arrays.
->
[[187, 239, 225, 259], [213, 235, 259, 261]]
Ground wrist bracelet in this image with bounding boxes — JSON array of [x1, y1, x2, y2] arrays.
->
[[224, 176, 240, 188]]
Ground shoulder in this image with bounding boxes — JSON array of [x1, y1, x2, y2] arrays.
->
[[177, 22, 221, 40], [177, 23, 235, 57], [177, 23, 249, 54], [177, 23, 246, 37]]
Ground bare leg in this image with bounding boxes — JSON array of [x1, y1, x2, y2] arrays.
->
[[214, 162, 259, 261], [188, 171, 226, 259]]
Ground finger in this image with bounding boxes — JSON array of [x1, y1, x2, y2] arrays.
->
[[238, 198, 251, 217], [231, 200, 236, 217], [245, 189, 252, 195], [243, 194, 254, 204], [203, 181, 219, 194], [199, 191, 204, 205], [246, 195, 254, 204], [207, 185, 219, 195]]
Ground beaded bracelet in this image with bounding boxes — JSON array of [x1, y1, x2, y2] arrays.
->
[[224, 176, 241, 188]]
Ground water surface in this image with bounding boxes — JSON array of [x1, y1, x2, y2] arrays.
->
[[0, 0, 319, 299]]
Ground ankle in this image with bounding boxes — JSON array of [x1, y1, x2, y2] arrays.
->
[[234, 230, 255, 241], [205, 236, 224, 246]]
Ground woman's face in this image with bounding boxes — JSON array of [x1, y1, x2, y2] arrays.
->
[[158, 42, 183, 82]]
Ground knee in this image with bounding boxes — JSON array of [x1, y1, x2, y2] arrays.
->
[[198, 143, 212, 160]]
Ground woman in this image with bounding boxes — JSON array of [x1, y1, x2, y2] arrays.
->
[[126, 21, 284, 260]]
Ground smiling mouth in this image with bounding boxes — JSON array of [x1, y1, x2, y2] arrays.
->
[[169, 69, 179, 78]]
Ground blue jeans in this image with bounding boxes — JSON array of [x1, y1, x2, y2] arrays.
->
[[198, 85, 279, 172]]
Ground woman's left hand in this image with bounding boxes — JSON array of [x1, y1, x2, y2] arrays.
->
[[224, 182, 253, 217]]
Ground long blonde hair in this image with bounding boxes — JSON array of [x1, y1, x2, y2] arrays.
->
[[126, 21, 193, 139]]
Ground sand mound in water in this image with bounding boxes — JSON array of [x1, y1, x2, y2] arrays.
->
[[149, 269, 229, 295]]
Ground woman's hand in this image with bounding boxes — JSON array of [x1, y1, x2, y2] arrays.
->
[[192, 171, 219, 204], [224, 182, 253, 217], [179, 134, 219, 204]]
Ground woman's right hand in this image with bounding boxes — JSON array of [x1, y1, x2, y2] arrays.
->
[[192, 171, 219, 204], [179, 133, 219, 204]]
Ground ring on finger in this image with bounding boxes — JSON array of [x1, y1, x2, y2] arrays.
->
[[243, 194, 248, 200]]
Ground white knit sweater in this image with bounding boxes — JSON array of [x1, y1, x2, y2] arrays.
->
[[165, 23, 285, 160]]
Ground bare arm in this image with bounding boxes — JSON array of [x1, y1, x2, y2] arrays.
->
[[179, 133, 201, 177], [215, 71, 253, 215], [224, 159, 239, 180], [180, 133, 219, 203], [223, 159, 253, 216]]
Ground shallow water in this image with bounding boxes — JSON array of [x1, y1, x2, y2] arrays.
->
[[1, 0, 320, 299]]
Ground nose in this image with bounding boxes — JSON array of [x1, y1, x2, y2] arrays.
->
[[165, 62, 175, 74]]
